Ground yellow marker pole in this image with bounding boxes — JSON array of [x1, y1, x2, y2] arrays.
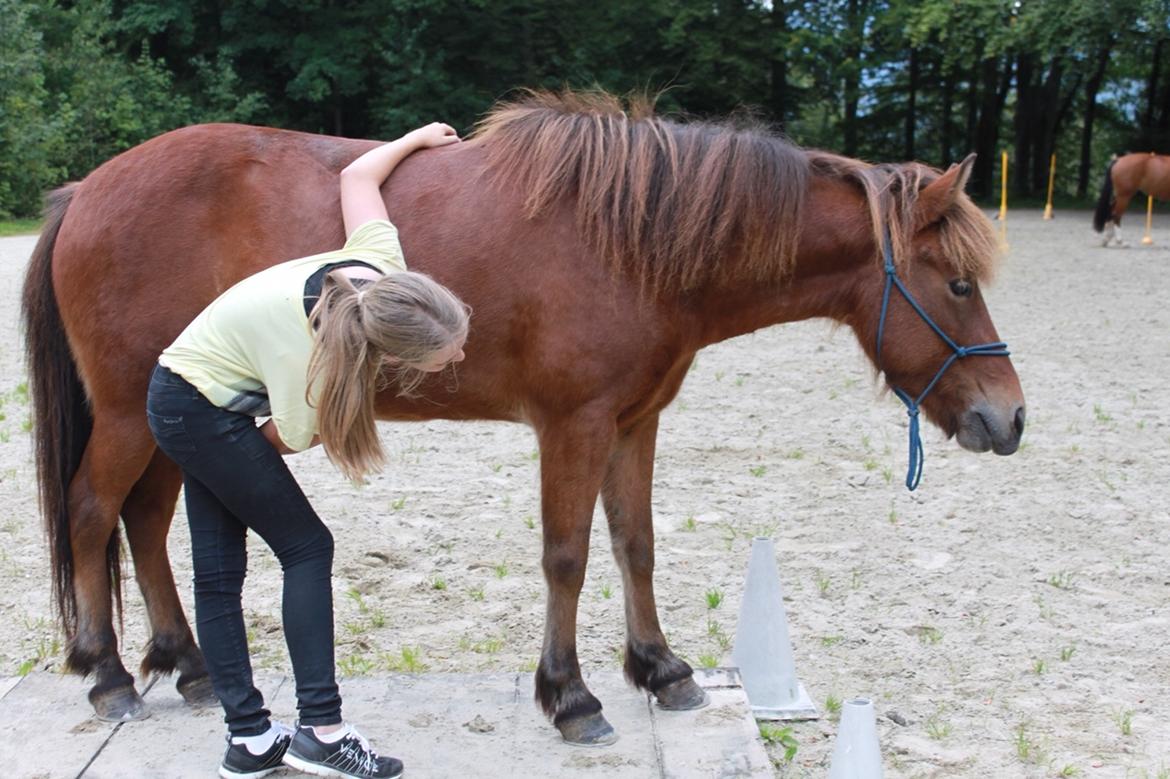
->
[[1142, 195, 1154, 245], [1042, 153, 1056, 220], [999, 151, 1009, 248]]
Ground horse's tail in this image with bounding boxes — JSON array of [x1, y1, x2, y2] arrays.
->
[[1092, 157, 1117, 232], [21, 184, 114, 642]]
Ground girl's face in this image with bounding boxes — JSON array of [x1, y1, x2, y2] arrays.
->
[[414, 339, 466, 373], [384, 337, 466, 374]]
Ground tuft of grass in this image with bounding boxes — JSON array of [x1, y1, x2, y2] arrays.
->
[[705, 588, 724, 609], [1032, 658, 1047, 675], [1059, 645, 1076, 662], [338, 653, 375, 676], [431, 577, 447, 591], [600, 582, 613, 599], [469, 586, 485, 602], [785, 448, 805, 460], [758, 723, 798, 762], [917, 625, 943, 645], [814, 571, 831, 597], [924, 714, 952, 740], [390, 495, 407, 511], [824, 694, 842, 720], [1056, 765, 1080, 777], [1014, 722, 1042, 764], [493, 563, 508, 579], [1047, 570, 1077, 590], [749, 464, 767, 477], [524, 515, 536, 530], [887, 507, 898, 524], [820, 635, 844, 647], [384, 646, 427, 673], [1093, 403, 1112, 423], [1115, 708, 1134, 736], [682, 515, 697, 532], [460, 635, 505, 654], [863, 457, 878, 471], [697, 652, 719, 668]]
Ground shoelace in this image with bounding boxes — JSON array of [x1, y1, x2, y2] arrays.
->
[[340, 726, 380, 775]]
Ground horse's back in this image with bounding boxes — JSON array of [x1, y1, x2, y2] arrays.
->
[[51, 126, 370, 406]]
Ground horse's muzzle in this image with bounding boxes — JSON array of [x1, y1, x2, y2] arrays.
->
[[956, 402, 1025, 455]]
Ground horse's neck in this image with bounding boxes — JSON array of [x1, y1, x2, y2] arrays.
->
[[686, 180, 874, 349]]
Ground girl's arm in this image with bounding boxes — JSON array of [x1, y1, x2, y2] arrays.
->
[[339, 123, 460, 238]]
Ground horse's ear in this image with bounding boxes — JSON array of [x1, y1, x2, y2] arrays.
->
[[916, 153, 975, 228]]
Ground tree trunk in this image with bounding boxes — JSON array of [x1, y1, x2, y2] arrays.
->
[[1145, 39, 1164, 135], [1033, 56, 1064, 195], [904, 47, 918, 160], [769, 1, 790, 126], [972, 55, 1010, 199], [1078, 41, 1114, 198], [1012, 52, 1035, 197], [842, 0, 863, 156], [940, 64, 954, 166]]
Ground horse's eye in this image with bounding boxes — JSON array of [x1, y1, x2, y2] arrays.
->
[[949, 279, 972, 297]]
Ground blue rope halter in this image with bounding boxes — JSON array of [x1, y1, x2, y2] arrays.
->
[[875, 232, 1009, 491]]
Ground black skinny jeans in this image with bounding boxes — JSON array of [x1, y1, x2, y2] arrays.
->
[[146, 364, 341, 735]]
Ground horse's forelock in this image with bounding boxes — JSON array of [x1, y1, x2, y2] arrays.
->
[[808, 154, 1000, 282]]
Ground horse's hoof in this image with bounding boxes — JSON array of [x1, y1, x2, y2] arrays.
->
[[654, 677, 710, 711], [177, 674, 218, 707], [557, 711, 619, 746], [92, 685, 149, 722]]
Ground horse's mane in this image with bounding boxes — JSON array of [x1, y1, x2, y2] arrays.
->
[[471, 90, 999, 292]]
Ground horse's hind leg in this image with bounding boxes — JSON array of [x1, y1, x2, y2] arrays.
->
[[121, 449, 214, 706], [67, 413, 156, 720], [601, 415, 707, 712], [1108, 192, 1134, 246]]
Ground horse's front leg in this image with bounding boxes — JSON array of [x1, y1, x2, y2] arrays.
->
[[601, 415, 708, 711], [534, 408, 618, 745]]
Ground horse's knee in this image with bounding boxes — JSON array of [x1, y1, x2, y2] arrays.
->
[[542, 546, 586, 589]]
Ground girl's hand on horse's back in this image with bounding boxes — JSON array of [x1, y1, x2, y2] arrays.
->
[[407, 122, 460, 150]]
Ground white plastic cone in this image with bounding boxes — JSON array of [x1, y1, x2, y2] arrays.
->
[[731, 536, 817, 720], [828, 698, 883, 779]]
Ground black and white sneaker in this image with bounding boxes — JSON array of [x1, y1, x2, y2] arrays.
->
[[219, 721, 294, 779], [283, 723, 403, 779]]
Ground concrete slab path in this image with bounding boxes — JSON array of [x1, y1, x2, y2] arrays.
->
[[0, 668, 771, 778]]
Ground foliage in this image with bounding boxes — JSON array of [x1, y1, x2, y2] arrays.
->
[[1, 0, 1166, 215]]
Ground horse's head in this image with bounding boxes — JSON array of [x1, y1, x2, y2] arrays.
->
[[850, 156, 1025, 462]]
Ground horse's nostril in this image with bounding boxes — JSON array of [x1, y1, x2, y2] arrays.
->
[[1013, 407, 1026, 437]]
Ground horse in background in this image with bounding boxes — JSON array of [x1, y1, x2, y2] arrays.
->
[[1093, 152, 1170, 246]]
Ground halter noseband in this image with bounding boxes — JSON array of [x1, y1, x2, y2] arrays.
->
[[875, 232, 1009, 491]]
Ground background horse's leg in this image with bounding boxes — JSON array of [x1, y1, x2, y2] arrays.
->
[[601, 415, 707, 711], [534, 409, 617, 745], [67, 413, 156, 721], [121, 450, 215, 706], [1110, 191, 1135, 246]]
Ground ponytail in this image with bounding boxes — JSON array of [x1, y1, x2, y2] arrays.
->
[[307, 269, 469, 481]]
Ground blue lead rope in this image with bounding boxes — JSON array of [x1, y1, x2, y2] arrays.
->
[[876, 233, 1009, 490]]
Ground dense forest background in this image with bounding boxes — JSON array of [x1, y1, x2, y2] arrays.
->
[[2, 0, 1167, 217]]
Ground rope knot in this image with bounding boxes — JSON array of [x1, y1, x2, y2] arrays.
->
[[906, 407, 919, 418], [954, 346, 969, 358]]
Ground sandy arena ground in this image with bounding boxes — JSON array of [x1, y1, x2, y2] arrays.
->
[[0, 209, 1167, 778]]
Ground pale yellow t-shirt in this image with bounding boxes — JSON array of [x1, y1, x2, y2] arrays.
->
[[159, 220, 407, 451]]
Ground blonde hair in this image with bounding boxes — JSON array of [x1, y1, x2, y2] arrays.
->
[[307, 270, 469, 481]]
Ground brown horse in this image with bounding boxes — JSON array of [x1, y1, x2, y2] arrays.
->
[[23, 91, 1025, 745], [1093, 151, 1170, 245]]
